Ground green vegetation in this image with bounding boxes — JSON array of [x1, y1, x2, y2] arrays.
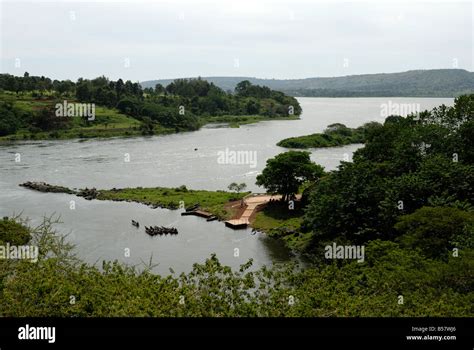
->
[[0, 217, 31, 246], [227, 182, 247, 194], [142, 69, 474, 97], [277, 122, 382, 149], [0, 218, 471, 317], [256, 151, 324, 202], [97, 186, 248, 220], [0, 93, 149, 140], [303, 95, 473, 253], [395, 207, 474, 259], [2, 94, 473, 317], [0, 73, 301, 140], [252, 202, 310, 251]]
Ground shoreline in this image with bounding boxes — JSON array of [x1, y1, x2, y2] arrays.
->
[[18, 182, 306, 242], [0, 115, 300, 142]]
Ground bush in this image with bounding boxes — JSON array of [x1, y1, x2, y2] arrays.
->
[[0, 218, 31, 245], [395, 206, 474, 259]]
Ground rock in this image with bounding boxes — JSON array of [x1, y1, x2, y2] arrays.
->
[[19, 181, 75, 194], [185, 203, 200, 212], [77, 187, 99, 200]]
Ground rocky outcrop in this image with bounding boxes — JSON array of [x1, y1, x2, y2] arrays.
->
[[77, 187, 99, 200], [19, 181, 75, 194], [20, 181, 101, 200]]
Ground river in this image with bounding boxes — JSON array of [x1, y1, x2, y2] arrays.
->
[[0, 97, 453, 274]]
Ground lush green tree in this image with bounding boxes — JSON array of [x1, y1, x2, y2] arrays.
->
[[33, 106, 71, 131], [256, 151, 324, 202], [305, 94, 474, 251], [154, 83, 165, 95], [235, 80, 252, 96], [139, 117, 155, 135], [395, 207, 473, 259], [0, 217, 31, 245], [75, 79, 93, 102], [0, 74, 302, 137], [0, 101, 23, 136], [304, 160, 391, 244]]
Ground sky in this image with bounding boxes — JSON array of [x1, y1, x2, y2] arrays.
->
[[0, 0, 473, 82]]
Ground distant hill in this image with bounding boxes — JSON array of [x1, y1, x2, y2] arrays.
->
[[141, 69, 474, 97]]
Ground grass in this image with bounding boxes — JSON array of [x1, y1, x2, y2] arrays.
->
[[1, 92, 300, 140], [97, 186, 249, 220], [251, 201, 311, 251], [0, 93, 157, 141]]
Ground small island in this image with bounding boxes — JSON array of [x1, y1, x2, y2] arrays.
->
[[277, 122, 381, 149]]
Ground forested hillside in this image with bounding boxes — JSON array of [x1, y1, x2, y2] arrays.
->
[[142, 69, 474, 97], [0, 73, 300, 140]]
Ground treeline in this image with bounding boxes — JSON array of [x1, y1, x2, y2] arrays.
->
[[254, 94, 473, 315], [0, 73, 301, 137], [302, 94, 473, 261], [277, 122, 382, 148], [143, 69, 474, 98]]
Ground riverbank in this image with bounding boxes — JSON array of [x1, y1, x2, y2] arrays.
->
[[251, 201, 311, 251], [0, 112, 299, 142], [203, 114, 300, 128], [19, 181, 309, 252], [19, 182, 248, 220], [0, 92, 300, 141], [98, 186, 248, 220]]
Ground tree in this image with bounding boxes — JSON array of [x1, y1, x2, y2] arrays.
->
[[115, 78, 125, 100], [154, 83, 165, 95], [304, 160, 391, 244], [75, 80, 92, 101], [235, 80, 252, 96], [246, 99, 260, 114], [395, 206, 473, 259], [0, 101, 22, 136], [139, 117, 155, 135], [228, 182, 247, 194], [256, 151, 324, 202], [33, 106, 71, 131]]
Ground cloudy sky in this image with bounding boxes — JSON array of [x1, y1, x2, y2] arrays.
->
[[1, 0, 472, 81]]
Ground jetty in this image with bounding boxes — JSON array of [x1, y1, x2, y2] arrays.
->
[[181, 209, 214, 219], [225, 194, 301, 229]]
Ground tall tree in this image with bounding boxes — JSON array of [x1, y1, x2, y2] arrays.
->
[[256, 151, 324, 202]]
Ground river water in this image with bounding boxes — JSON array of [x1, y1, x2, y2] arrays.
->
[[0, 97, 453, 274]]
